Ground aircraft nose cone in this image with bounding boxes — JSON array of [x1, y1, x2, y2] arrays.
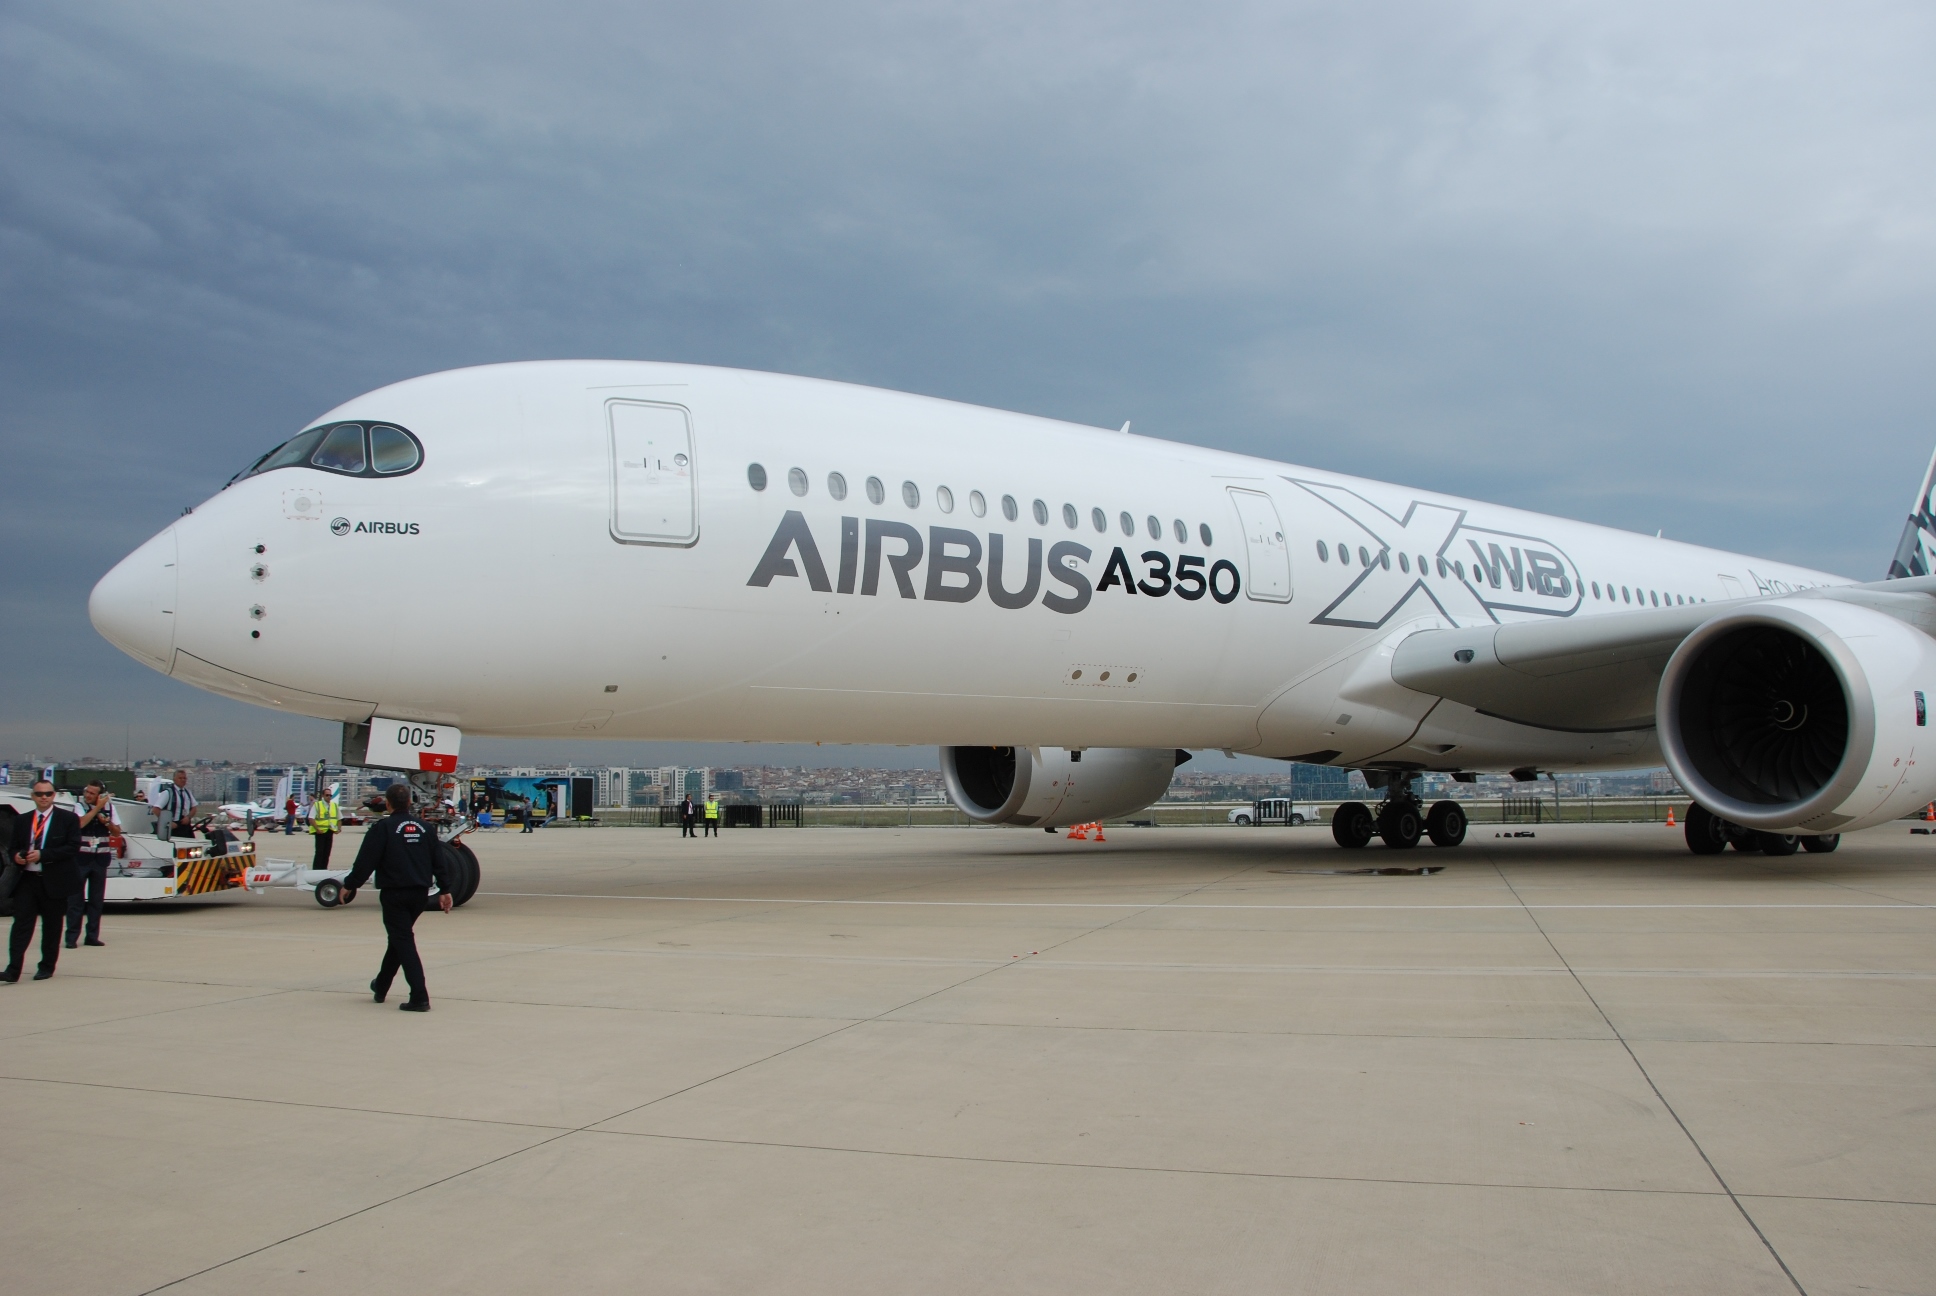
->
[[90, 527, 179, 672]]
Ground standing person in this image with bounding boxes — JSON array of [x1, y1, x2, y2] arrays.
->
[[341, 783, 453, 1012], [309, 785, 341, 870], [283, 793, 298, 835], [150, 770, 197, 842], [5, 781, 81, 982], [66, 781, 119, 949], [679, 793, 696, 838], [703, 795, 720, 837]]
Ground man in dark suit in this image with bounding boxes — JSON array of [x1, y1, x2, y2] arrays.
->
[[342, 782, 454, 1012], [6, 780, 82, 982]]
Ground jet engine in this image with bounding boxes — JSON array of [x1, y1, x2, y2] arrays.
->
[[1659, 599, 1936, 834], [940, 746, 1188, 828]]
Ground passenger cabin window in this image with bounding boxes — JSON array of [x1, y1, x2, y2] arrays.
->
[[1317, 540, 1329, 562], [236, 422, 425, 484], [1002, 495, 1018, 521], [788, 467, 809, 496], [1091, 507, 1106, 533], [1062, 503, 1078, 529], [936, 485, 954, 514], [1032, 499, 1048, 525], [748, 463, 768, 491], [1120, 512, 1134, 537], [902, 481, 920, 508], [828, 472, 848, 500], [866, 477, 886, 505], [1147, 515, 1161, 540], [1173, 519, 1187, 543], [969, 490, 986, 517]]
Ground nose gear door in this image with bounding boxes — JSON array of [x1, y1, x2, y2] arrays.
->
[[1227, 487, 1292, 602], [608, 400, 698, 545]]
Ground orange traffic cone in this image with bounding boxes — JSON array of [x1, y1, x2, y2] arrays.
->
[[1066, 823, 1089, 840], [1666, 807, 1676, 827], [1090, 822, 1106, 843], [1924, 803, 1934, 822]]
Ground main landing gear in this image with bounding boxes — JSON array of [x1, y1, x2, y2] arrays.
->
[[1682, 803, 1839, 856], [1332, 775, 1467, 850]]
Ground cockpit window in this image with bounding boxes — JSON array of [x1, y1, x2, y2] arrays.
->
[[233, 421, 424, 484], [369, 426, 420, 474], [311, 424, 366, 473]]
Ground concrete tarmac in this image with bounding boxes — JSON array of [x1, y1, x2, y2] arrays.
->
[[4, 821, 1934, 1295]]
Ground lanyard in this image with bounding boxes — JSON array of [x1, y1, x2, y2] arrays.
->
[[32, 811, 51, 850]]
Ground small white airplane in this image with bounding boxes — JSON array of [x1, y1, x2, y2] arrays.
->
[[88, 361, 1936, 857]]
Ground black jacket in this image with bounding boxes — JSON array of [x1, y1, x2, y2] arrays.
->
[[344, 811, 452, 892], [11, 805, 82, 898]]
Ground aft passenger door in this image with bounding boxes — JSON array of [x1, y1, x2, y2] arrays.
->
[[608, 400, 698, 545], [1227, 488, 1292, 602]]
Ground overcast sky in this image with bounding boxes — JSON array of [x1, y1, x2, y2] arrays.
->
[[4, 1, 1934, 766]]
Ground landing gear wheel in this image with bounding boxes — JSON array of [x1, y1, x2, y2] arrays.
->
[[1801, 834, 1841, 853], [1758, 832, 1801, 856], [1684, 804, 1728, 856], [1377, 804, 1422, 850], [1425, 801, 1467, 847], [452, 842, 482, 906], [435, 843, 482, 908], [1331, 802, 1374, 849], [314, 878, 342, 908]]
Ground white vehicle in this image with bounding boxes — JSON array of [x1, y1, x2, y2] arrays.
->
[[3, 788, 252, 902], [1229, 799, 1306, 827], [88, 360, 1936, 856]]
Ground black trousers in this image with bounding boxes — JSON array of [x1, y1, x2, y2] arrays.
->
[[703, 817, 718, 836], [312, 832, 334, 869], [375, 886, 430, 1002], [681, 817, 694, 837], [66, 858, 109, 941], [7, 871, 66, 975]]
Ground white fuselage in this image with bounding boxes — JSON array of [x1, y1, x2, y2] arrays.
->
[[92, 361, 1845, 773]]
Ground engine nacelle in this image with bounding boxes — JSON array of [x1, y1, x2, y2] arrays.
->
[[1659, 599, 1936, 834], [941, 746, 1186, 828]]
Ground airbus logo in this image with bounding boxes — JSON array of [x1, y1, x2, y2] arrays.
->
[[747, 511, 1241, 612], [331, 517, 420, 536], [1289, 478, 1582, 629]]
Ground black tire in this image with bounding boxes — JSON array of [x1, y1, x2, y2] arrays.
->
[[314, 878, 342, 908], [452, 842, 482, 905], [1801, 834, 1841, 854], [1758, 832, 1801, 856], [1290, 814, 1306, 826], [437, 843, 480, 908], [1377, 804, 1422, 850], [1684, 804, 1728, 855], [1332, 802, 1374, 849], [1425, 800, 1467, 847]]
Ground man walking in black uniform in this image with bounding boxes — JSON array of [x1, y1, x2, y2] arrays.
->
[[342, 783, 453, 1012], [6, 781, 82, 982]]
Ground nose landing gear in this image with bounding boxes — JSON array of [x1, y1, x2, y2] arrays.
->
[[1331, 774, 1469, 850]]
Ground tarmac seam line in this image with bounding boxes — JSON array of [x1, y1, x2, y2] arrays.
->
[[1489, 853, 1811, 1296], [587, 1126, 1741, 1197]]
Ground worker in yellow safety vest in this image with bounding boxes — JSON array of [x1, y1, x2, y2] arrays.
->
[[309, 787, 343, 871], [703, 797, 720, 838]]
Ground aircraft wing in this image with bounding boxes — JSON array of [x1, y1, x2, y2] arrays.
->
[[1389, 577, 1936, 733]]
